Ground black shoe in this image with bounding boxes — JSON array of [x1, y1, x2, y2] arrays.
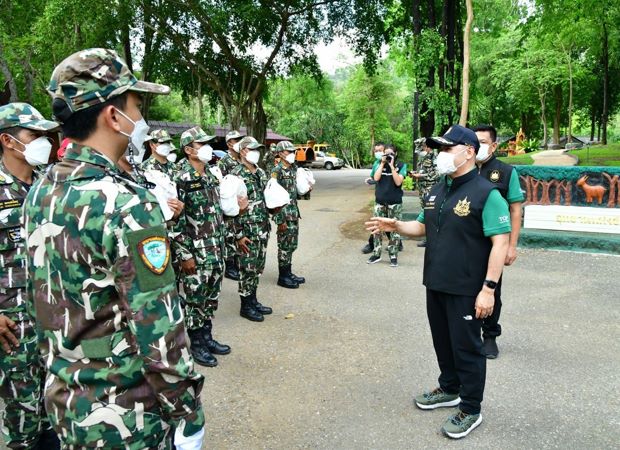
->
[[390, 256, 398, 267], [289, 266, 305, 284], [367, 255, 381, 264], [252, 291, 272, 315], [398, 241, 404, 252], [278, 265, 299, 289], [224, 259, 239, 281], [34, 428, 60, 450], [483, 337, 499, 359], [361, 243, 373, 254], [417, 241, 427, 248], [203, 321, 231, 355], [240, 295, 264, 322], [188, 329, 218, 367]]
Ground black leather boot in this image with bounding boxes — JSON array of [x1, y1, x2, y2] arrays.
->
[[33, 428, 61, 450], [203, 320, 231, 355], [240, 294, 264, 322], [253, 290, 272, 315], [277, 265, 299, 289], [289, 266, 305, 284], [188, 328, 217, 367], [224, 258, 240, 280]]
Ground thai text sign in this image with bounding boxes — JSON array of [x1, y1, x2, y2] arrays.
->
[[524, 205, 620, 234]]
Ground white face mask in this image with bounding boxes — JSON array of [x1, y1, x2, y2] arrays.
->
[[374, 151, 384, 160], [246, 150, 261, 165], [155, 143, 173, 157], [10, 135, 52, 166], [167, 153, 177, 163], [197, 145, 213, 163], [233, 142, 241, 153], [115, 108, 150, 161], [476, 144, 491, 162], [436, 149, 467, 175], [284, 153, 296, 164]]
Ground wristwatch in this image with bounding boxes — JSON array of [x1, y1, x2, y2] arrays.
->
[[483, 279, 498, 290]]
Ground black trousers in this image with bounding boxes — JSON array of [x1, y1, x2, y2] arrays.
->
[[426, 289, 486, 415], [482, 275, 503, 339]]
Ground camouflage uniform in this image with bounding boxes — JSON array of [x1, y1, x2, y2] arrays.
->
[[218, 153, 241, 264], [23, 48, 204, 449], [0, 103, 58, 450], [271, 162, 300, 267], [232, 160, 271, 297], [141, 129, 178, 178], [172, 157, 224, 331], [416, 150, 438, 208], [262, 144, 279, 173]]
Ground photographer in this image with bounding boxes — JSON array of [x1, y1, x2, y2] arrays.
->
[[367, 144, 407, 267]]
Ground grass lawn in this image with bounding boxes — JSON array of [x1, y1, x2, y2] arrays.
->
[[568, 143, 620, 166], [498, 144, 620, 166]]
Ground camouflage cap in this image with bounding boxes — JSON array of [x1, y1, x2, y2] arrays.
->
[[275, 140, 296, 152], [225, 130, 245, 142], [238, 136, 264, 150], [150, 129, 174, 144], [48, 48, 170, 115], [0, 102, 59, 132], [180, 126, 215, 147]]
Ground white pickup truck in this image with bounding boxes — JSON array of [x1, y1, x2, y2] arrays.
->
[[309, 151, 344, 170]]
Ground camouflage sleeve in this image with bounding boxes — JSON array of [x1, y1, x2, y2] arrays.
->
[[109, 200, 205, 436], [425, 158, 439, 183], [169, 179, 194, 262], [271, 169, 285, 225]]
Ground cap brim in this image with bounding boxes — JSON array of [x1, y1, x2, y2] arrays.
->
[[196, 135, 216, 143], [129, 80, 171, 95], [426, 136, 457, 149], [21, 119, 60, 132], [247, 142, 265, 150]]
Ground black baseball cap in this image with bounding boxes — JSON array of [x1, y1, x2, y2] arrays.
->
[[426, 124, 480, 152]]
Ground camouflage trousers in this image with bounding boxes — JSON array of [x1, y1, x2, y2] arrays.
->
[[373, 203, 403, 258], [223, 217, 238, 262], [178, 248, 224, 331], [0, 308, 51, 449], [238, 224, 269, 297], [419, 187, 432, 208], [276, 220, 299, 267]]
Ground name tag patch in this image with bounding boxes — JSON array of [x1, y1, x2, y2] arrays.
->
[[186, 181, 203, 193], [0, 199, 22, 211]]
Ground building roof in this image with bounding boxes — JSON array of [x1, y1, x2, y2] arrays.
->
[[147, 121, 291, 141]]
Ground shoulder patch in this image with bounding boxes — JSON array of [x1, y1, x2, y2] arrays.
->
[[0, 172, 13, 185], [127, 226, 175, 291]]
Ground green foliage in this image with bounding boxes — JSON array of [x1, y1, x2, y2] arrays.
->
[[402, 176, 414, 191]]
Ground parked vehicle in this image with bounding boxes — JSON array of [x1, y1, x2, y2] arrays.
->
[[309, 151, 344, 170], [294, 141, 343, 169]]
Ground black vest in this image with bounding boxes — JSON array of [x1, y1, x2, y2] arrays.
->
[[375, 161, 404, 205], [478, 155, 512, 200], [423, 170, 496, 296]]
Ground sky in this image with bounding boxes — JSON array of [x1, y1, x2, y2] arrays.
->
[[314, 37, 362, 75]]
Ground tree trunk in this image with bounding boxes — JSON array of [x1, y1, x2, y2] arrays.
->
[[553, 85, 562, 145], [601, 21, 609, 145], [0, 42, 18, 102], [459, 0, 473, 126], [565, 46, 573, 143], [590, 105, 596, 142], [412, 0, 421, 164], [197, 77, 204, 125], [539, 89, 548, 149]]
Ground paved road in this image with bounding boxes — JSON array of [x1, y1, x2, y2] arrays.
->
[[3, 169, 618, 449], [532, 150, 578, 166]]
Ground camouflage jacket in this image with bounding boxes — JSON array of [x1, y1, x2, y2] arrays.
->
[[23, 143, 204, 447], [140, 156, 177, 178], [0, 161, 35, 320], [271, 162, 299, 224], [231, 163, 270, 237], [417, 150, 439, 191], [171, 159, 224, 266], [217, 153, 239, 177]]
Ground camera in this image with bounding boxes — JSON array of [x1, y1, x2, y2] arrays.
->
[[385, 155, 394, 164]]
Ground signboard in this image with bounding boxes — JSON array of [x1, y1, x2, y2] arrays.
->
[[524, 205, 620, 234]]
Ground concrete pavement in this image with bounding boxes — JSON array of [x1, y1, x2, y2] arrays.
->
[[531, 150, 578, 166]]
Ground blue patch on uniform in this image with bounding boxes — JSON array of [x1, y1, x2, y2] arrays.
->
[[138, 236, 170, 275]]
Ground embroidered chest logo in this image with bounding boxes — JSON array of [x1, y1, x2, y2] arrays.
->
[[138, 236, 170, 275], [453, 197, 471, 217], [489, 170, 501, 183]]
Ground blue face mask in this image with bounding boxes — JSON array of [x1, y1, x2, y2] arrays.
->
[[375, 151, 384, 160]]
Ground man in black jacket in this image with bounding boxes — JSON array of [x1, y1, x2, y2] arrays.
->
[[474, 125, 524, 359], [366, 125, 510, 439]]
